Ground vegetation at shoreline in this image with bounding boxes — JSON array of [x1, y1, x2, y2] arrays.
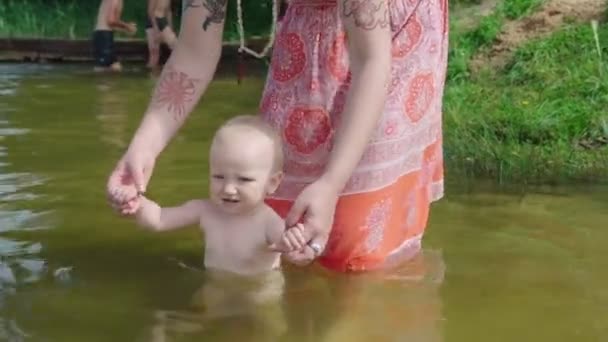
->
[[444, 0, 608, 183], [1, 0, 607, 183], [0, 0, 274, 41]]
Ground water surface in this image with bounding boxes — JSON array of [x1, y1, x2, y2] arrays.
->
[[0, 64, 607, 341]]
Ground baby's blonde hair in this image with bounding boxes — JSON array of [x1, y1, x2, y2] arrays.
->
[[215, 115, 284, 172]]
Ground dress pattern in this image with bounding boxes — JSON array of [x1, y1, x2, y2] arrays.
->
[[261, 0, 449, 272]]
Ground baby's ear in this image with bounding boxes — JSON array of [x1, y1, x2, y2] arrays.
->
[[266, 171, 284, 195]]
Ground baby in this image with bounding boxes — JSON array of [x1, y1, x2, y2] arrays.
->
[[112, 115, 309, 275]]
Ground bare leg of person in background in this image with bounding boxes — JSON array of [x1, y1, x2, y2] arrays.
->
[[145, 20, 161, 69], [157, 0, 177, 49]]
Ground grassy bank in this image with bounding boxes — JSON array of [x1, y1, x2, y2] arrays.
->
[[2, 0, 607, 183], [0, 0, 273, 41], [444, 15, 608, 183], [448, 0, 545, 80]]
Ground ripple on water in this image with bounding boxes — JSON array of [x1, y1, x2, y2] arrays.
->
[[0, 210, 52, 233], [0, 89, 16, 96], [0, 237, 46, 342], [0, 128, 29, 136], [0, 173, 46, 203], [0, 129, 51, 232]]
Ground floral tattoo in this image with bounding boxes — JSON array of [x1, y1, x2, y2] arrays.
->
[[151, 67, 199, 121], [202, 0, 227, 30], [183, 0, 201, 12], [182, 0, 227, 31], [342, 0, 389, 30]]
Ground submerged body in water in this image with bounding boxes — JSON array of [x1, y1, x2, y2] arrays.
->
[[0, 64, 607, 341]]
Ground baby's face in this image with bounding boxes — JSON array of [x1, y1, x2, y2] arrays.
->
[[209, 126, 281, 215]]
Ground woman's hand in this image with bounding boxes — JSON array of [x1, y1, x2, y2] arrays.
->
[[283, 176, 341, 256], [106, 146, 156, 214], [283, 246, 316, 266]]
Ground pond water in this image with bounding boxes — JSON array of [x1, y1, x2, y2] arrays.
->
[[0, 63, 607, 341]]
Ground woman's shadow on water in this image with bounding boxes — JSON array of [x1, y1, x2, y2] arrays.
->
[[139, 249, 446, 342]]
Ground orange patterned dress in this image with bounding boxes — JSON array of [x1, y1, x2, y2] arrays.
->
[[261, 0, 448, 272]]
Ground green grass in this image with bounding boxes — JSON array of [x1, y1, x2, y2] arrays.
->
[[448, 0, 545, 80], [0, 0, 95, 39], [444, 22, 608, 183], [0, 0, 274, 41]]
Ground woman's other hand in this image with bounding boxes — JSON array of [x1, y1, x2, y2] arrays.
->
[[283, 245, 317, 266], [283, 177, 341, 256]]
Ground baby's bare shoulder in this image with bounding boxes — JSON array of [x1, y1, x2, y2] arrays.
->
[[262, 204, 284, 225], [262, 204, 285, 242], [183, 199, 212, 226]]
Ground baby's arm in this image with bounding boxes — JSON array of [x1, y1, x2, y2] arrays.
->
[[265, 213, 307, 251], [265, 212, 317, 266], [136, 196, 206, 231], [265, 212, 286, 248]]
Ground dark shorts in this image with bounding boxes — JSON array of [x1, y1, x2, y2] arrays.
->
[[92, 30, 117, 67], [156, 17, 169, 31], [145, 16, 169, 31]]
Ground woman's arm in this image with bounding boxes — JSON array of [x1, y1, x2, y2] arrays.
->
[[128, 0, 228, 160], [136, 197, 206, 231], [321, 0, 392, 190]]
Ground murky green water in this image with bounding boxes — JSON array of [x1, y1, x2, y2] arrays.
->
[[0, 63, 607, 341]]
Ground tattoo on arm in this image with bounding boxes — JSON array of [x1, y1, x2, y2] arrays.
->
[[182, 0, 227, 31], [183, 0, 201, 12], [342, 0, 389, 30], [202, 0, 227, 30], [151, 67, 200, 122]]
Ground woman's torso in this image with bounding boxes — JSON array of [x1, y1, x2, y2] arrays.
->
[[261, 0, 447, 198]]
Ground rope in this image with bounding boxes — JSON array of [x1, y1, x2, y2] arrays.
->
[[236, 0, 278, 59]]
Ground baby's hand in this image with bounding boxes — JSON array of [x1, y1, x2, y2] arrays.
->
[[108, 187, 140, 216], [280, 223, 308, 252], [284, 245, 316, 266], [120, 196, 141, 216]]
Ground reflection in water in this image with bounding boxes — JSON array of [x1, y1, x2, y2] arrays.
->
[[0, 237, 46, 341], [0, 239, 45, 288], [0, 64, 606, 341], [0, 65, 51, 341], [144, 250, 445, 342], [313, 249, 444, 342], [148, 269, 288, 341], [94, 78, 133, 150]]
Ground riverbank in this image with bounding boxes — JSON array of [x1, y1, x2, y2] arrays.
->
[[443, 0, 608, 184]]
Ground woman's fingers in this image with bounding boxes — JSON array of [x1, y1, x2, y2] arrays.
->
[[107, 158, 146, 205], [285, 246, 315, 266]]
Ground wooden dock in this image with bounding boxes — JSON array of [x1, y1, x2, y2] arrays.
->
[[0, 37, 269, 63]]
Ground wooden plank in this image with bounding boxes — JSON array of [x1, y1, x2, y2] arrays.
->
[[0, 37, 270, 62]]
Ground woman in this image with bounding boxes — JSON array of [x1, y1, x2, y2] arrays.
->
[[107, 0, 448, 272]]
